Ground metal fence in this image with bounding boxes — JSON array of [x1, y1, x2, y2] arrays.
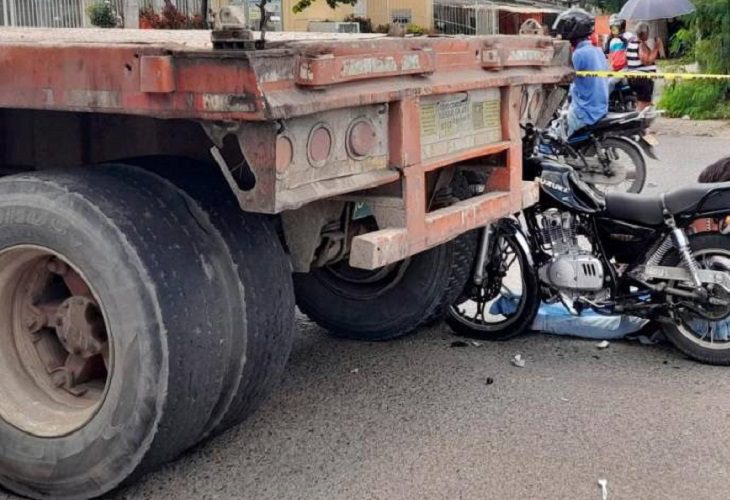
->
[[433, 0, 498, 35], [0, 0, 201, 27]]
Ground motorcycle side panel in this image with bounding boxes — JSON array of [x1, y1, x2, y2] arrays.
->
[[595, 217, 659, 263]]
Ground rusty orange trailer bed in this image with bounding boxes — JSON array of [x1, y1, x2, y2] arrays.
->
[[0, 28, 570, 268], [0, 27, 571, 500]]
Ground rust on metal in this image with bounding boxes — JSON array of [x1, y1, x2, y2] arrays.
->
[[0, 29, 572, 269], [140, 55, 176, 94], [295, 49, 435, 87], [19, 256, 109, 397]]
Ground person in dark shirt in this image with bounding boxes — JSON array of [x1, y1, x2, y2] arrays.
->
[[698, 157, 730, 183]]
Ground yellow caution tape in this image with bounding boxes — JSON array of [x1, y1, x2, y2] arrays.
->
[[576, 70, 730, 80]]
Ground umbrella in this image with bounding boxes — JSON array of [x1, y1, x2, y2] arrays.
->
[[618, 0, 696, 21]]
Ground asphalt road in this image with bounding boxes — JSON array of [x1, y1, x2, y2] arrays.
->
[[3, 127, 730, 500]]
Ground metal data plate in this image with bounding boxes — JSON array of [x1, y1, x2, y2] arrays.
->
[[419, 89, 502, 161]]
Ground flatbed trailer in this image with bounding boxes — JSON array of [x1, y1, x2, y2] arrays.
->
[[0, 27, 571, 499]]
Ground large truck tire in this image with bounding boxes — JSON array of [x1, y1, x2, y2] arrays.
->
[[293, 235, 477, 341], [0, 167, 239, 499], [126, 156, 295, 433]]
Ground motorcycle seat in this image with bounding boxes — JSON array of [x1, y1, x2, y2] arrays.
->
[[592, 111, 641, 129], [603, 182, 730, 226], [570, 112, 641, 138]]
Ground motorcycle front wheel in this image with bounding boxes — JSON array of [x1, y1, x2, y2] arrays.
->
[[577, 136, 647, 194], [446, 230, 540, 341]]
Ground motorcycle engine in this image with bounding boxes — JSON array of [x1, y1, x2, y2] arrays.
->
[[538, 211, 605, 292]]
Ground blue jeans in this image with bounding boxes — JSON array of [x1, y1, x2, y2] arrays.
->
[[566, 106, 588, 138]]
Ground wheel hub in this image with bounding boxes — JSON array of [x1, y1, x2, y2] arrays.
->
[[0, 248, 110, 437]]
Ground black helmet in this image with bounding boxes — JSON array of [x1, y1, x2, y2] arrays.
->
[[553, 8, 595, 42], [609, 14, 626, 32]]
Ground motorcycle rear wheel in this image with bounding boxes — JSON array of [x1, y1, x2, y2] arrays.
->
[[577, 136, 647, 194], [660, 233, 730, 365]]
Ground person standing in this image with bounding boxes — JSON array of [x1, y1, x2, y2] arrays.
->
[[604, 15, 632, 71], [626, 21, 664, 110]]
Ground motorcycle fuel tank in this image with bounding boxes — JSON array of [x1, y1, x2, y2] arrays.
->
[[538, 160, 605, 214]]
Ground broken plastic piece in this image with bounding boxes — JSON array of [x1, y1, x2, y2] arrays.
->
[[596, 340, 610, 349], [511, 354, 525, 368], [598, 479, 608, 500], [471, 341, 482, 347], [350, 368, 359, 374]]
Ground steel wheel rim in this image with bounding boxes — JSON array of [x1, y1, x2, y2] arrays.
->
[[0, 246, 111, 437], [449, 235, 528, 330], [592, 144, 640, 194], [673, 248, 730, 350]]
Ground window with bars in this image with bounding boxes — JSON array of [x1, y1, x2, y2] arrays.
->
[[390, 8, 411, 24]]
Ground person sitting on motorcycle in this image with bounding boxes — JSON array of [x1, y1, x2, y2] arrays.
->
[[553, 9, 609, 138]]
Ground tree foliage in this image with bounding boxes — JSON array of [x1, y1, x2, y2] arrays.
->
[[86, 0, 118, 28], [687, 0, 730, 74], [580, 0, 629, 13], [292, 0, 356, 14], [660, 0, 730, 119]]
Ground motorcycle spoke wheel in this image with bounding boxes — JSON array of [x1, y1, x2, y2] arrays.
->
[[447, 232, 539, 340], [579, 138, 646, 194], [671, 249, 730, 349]]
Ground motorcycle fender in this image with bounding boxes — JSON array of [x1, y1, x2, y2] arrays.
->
[[495, 218, 534, 268], [612, 135, 649, 164]]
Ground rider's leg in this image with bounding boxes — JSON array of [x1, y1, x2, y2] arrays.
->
[[565, 106, 586, 138]]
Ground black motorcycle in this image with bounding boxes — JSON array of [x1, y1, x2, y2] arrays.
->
[[609, 78, 638, 113], [542, 106, 660, 194], [447, 136, 730, 365]]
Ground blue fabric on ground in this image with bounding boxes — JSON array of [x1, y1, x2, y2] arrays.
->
[[491, 296, 646, 339]]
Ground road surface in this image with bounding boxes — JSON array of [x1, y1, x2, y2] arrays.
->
[[2, 122, 729, 500]]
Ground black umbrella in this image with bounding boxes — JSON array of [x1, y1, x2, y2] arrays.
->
[[618, 0, 696, 21]]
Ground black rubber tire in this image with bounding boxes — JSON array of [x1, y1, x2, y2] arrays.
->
[[578, 136, 647, 194], [445, 231, 541, 341], [294, 236, 476, 341], [0, 166, 236, 499], [125, 156, 295, 434], [660, 233, 730, 365], [423, 231, 479, 323]]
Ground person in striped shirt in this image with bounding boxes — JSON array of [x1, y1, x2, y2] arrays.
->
[[626, 22, 664, 110]]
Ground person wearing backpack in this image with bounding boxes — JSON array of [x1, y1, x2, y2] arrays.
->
[[603, 15, 632, 71]]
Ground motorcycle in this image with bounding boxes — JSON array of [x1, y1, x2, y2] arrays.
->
[[540, 104, 660, 194], [609, 77, 638, 113], [447, 130, 730, 365]]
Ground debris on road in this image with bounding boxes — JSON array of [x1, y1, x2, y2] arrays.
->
[[596, 340, 610, 349], [471, 341, 483, 347], [350, 368, 359, 374], [486, 377, 494, 385], [511, 354, 526, 368], [450, 341, 469, 348], [598, 478, 608, 500]]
